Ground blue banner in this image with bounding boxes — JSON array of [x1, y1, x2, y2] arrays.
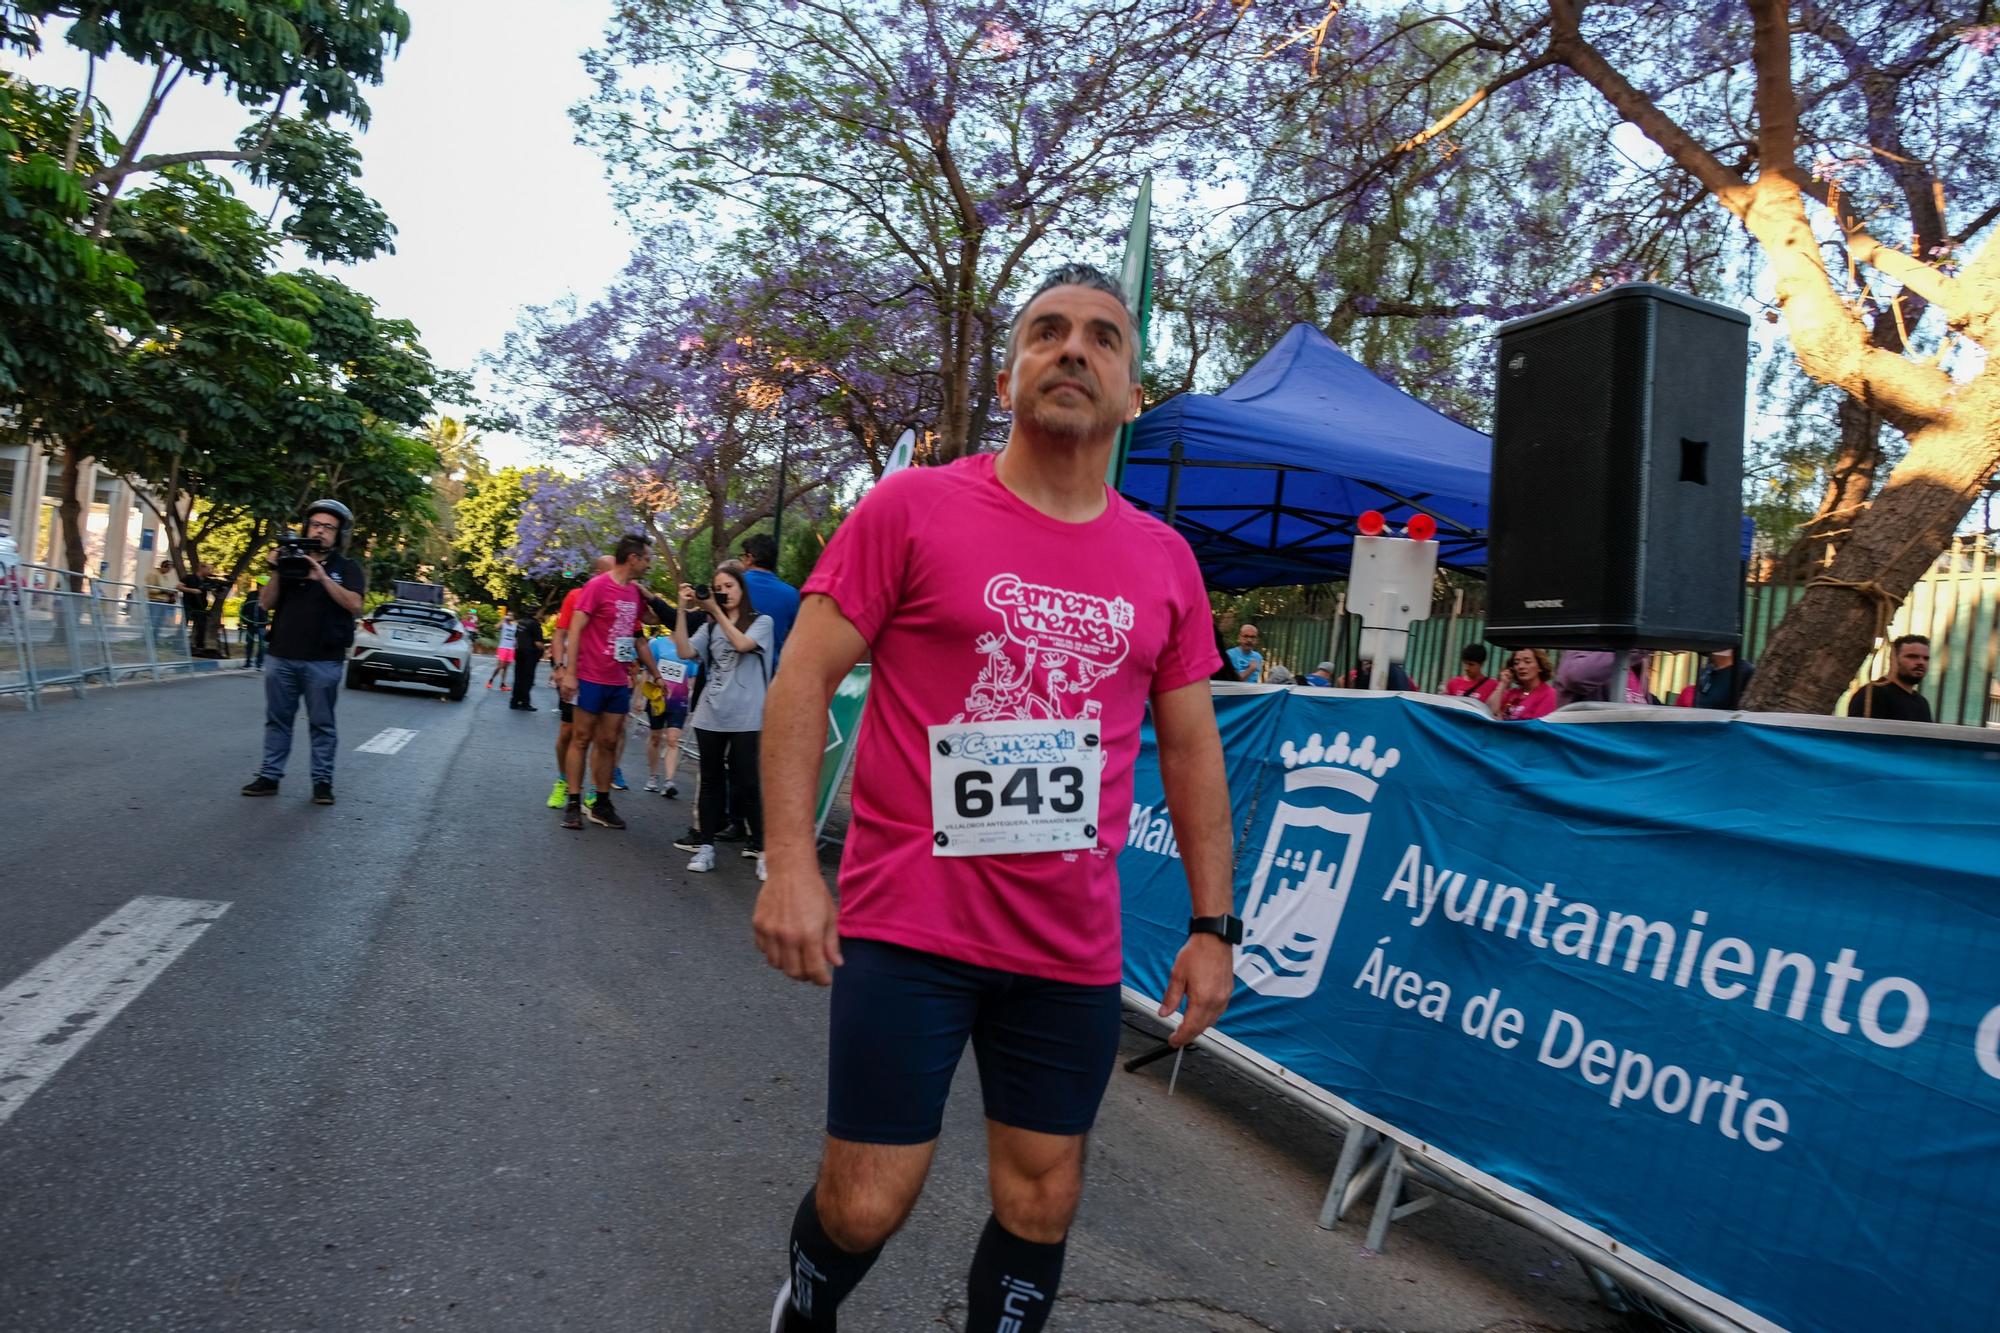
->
[[1122, 691, 2000, 1333]]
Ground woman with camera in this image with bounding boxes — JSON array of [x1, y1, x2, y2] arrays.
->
[[1488, 646, 1558, 721], [670, 560, 776, 876]]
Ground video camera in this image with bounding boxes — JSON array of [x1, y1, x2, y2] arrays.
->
[[275, 533, 327, 583]]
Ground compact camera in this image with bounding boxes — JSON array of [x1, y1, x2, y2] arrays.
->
[[275, 534, 326, 582], [692, 583, 711, 603]]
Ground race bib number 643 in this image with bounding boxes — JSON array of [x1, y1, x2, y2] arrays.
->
[[928, 718, 1102, 856]]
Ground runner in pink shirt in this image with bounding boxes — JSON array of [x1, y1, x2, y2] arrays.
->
[[550, 535, 668, 831], [752, 265, 1236, 1333]]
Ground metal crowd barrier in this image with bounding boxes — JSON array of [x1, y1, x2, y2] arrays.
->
[[0, 563, 202, 712]]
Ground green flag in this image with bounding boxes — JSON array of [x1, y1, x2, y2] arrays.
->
[[1107, 175, 1153, 489]]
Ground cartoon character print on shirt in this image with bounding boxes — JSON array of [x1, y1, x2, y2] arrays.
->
[[956, 573, 1133, 722]]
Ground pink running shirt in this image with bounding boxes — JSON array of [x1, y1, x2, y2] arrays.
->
[[804, 453, 1219, 985], [570, 573, 645, 687], [1445, 674, 1498, 703]]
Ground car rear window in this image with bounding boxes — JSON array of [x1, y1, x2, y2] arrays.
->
[[375, 603, 457, 629]]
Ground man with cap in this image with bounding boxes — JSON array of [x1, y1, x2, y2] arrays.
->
[[240, 499, 367, 806]]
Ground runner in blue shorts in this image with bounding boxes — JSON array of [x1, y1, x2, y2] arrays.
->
[[641, 641, 693, 799], [752, 265, 1240, 1332], [550, 535, 669, 832]]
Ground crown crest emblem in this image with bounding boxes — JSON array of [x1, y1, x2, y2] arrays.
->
[[1279, 730, 1400, 780]]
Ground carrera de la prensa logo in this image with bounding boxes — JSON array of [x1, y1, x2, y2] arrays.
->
[[958, 573, 1133, 723], [1236, 731, 1402, 1000]]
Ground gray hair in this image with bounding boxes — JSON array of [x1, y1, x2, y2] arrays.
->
[[1004, 262, 1140, 379]]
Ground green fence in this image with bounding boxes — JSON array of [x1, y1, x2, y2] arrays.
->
[[1253, 536, 2000, 727]]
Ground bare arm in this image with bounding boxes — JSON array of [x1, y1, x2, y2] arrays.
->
[[558, 608, 590, 683], [1150, 679, 1237, 1047], [313, 561, 363, 616], [752, 594, 868, 985]]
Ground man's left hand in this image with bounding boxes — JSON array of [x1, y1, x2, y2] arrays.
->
[[1158, 933, 1233, 1048]]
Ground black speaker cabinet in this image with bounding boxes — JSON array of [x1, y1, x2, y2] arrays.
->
[[1486, 284, 1748, 651]]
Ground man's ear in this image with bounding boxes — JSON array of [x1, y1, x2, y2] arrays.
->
[[995, 365, 1014, 413]]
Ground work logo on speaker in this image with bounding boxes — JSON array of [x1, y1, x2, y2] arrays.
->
[[1235, 731, 1401, 1000]]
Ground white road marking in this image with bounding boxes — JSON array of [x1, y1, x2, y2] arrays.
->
[[355, 727, 419, 754], [0, 895, 230, 1128]]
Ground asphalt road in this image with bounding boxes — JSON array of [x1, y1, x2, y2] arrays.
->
[[0, 667, 1630, 1332]]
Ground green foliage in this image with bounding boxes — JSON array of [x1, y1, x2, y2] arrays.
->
[[451, 465, 539, 602], [0, 76, 138, 430]]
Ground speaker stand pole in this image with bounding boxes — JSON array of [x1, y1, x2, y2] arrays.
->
[[1609, 648, 1630, 705]]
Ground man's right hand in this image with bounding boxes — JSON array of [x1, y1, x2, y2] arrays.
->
[[752, 862, 843, 986], [265, 547, 280, 569]]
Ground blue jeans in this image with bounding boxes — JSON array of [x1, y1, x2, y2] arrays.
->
[[262, 657, 343, 783], [242, 625, 266, 668]]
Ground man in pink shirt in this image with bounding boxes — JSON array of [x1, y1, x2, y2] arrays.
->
[[1443, 642, 1499, 703], [754, 265, 1236, 1333], [550, 534, 668, 831]]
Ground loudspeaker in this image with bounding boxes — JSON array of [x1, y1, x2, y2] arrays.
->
[[1486, 284, 1748, 651]]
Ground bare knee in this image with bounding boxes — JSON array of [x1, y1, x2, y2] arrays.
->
[[815, 1139, 933, 1252], [988, 1126, 1085, 1243]]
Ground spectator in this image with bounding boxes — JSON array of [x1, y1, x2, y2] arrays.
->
[[737, 533, 800, 667], [1265, 664, 1296, 685], [1554, 649, 1654, 706], [1443, 643, 1498, 704], [1340, 657, 1416, 690], [237, 577, 268, 671], [486, 611, 517, 691], [1226, 623, 1266, 682], [1304, 661, 1335, 687], [1489, 647, 1558, 720], [1847, 634, 1933, 723], [144, 559, 177, 631], [178, 562, 227, 656], [670, 560, 776, 875], [509, 603, 543, 710], [1693, 644, 1756, 710]]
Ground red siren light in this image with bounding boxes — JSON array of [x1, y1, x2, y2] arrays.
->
[[1407, 513, 1438, 542], [1357, 510, 1387, 536]]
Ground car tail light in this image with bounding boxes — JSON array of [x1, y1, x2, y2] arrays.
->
[[360, 618, 375, 634], [444, 629, 463, 643]]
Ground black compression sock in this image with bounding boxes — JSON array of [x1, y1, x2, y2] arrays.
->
[[780, 1187, 883, 1331], [965, 1214, 1066, 1333]]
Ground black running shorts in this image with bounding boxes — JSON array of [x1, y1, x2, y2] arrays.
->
[[826, 937, 1123, 1145]]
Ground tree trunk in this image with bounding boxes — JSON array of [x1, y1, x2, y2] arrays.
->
[[56, 452, 88, 591], [935, 301, 974, 462], [1770, 395, 1885, 581], [1744, 393, 2000, 714]]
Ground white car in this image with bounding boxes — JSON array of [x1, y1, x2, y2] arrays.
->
[[348, 598, 472, 699]]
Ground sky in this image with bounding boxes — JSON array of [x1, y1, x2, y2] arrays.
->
[[13, 0, 635, 469]]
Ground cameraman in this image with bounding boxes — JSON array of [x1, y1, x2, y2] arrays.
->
[[240, 500, 366, 806]]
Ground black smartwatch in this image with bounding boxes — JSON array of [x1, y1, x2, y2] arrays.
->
[[1188, 914, 1243, 945]]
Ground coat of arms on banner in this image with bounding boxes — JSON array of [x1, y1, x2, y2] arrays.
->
[[1236, 732, 1401, 999]]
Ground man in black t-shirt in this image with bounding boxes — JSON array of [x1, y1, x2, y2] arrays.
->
[[1847, 634, 1934, 723], [241, 500, 367, 805], [509, 602, 544, 711]]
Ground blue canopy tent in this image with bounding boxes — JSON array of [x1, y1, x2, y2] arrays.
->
[[1119, 324, 1492, 590]]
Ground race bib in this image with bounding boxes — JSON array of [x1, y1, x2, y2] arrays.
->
[[613, 636, 636, 663], [658, 657, 687, 684], [928, 718, 1102, 857]]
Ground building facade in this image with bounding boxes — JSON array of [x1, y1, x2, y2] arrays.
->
[[0, 445, 158, 588]]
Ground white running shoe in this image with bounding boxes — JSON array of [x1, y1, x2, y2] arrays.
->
[[687, 845, 716, 873], [644, 774, 662, 793], [768, 1279, 792, 1333], [662, 780, 678, 799], [756, 853, 767, 882]]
